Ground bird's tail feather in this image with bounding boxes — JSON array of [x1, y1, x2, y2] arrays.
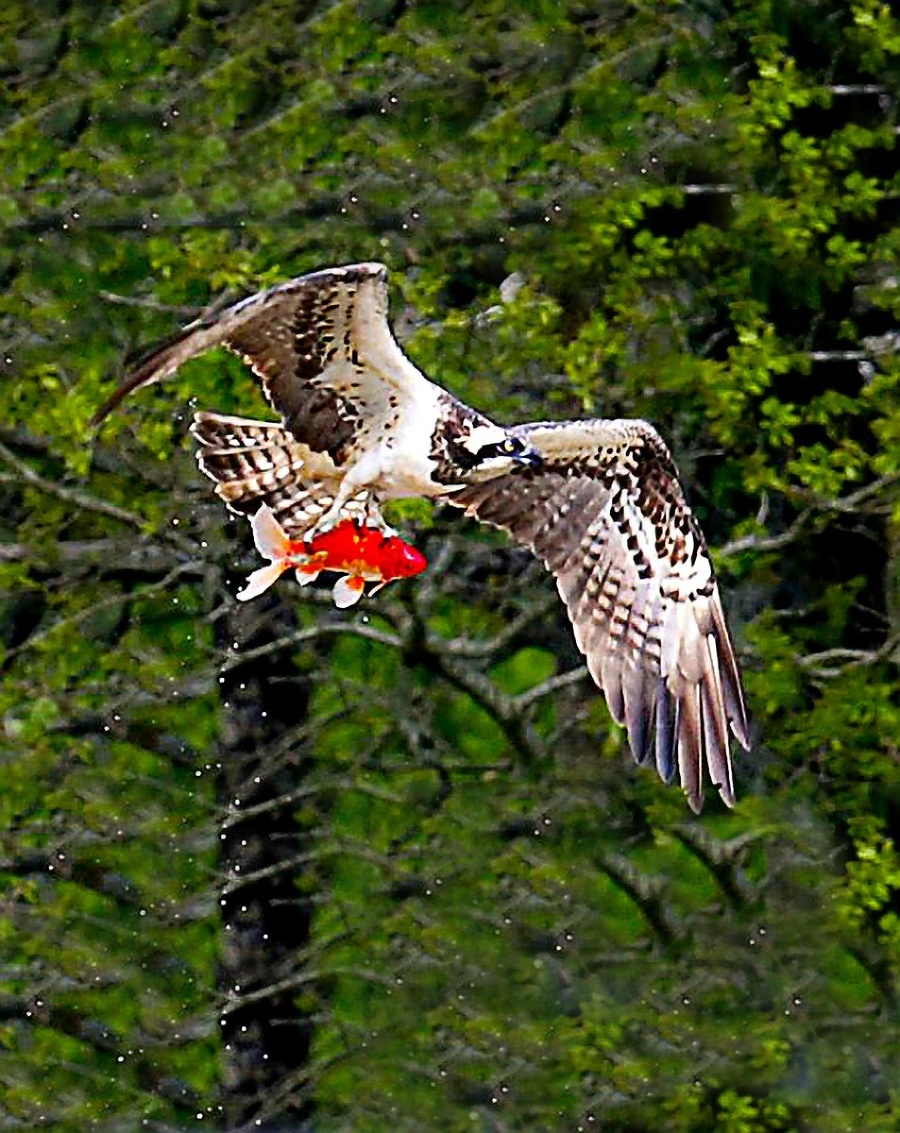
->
[[190, 411, 341, 531]]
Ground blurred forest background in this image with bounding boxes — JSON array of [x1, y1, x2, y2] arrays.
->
[[1, 1, 899, 1130]]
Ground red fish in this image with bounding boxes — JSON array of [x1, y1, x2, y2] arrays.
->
[[237, 504, 427, 607]]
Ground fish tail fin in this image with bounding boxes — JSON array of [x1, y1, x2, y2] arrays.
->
[[236, 561, 287, 602], [250, 504, 292, 561], [332, 575, 366, 609], [295, 566, 321, 587]]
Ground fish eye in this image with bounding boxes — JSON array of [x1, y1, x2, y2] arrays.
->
[[501, 438, 517, 454]]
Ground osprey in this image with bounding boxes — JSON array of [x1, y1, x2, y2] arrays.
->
[[94, 262, 750, 812]]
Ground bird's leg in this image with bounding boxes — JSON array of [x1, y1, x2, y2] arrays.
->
[[306, 494, 351, 538], [309, 490, 396, 539], [305, 462, 368, 535], [305, 454, 395, 538], [303, 487, 387, 539], [363, 495, 396, 536]]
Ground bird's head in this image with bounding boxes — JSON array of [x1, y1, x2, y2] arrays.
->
[[457, 424, 543, 480]]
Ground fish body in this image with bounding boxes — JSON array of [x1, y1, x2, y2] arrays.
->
[[237, 505, 427, 607]]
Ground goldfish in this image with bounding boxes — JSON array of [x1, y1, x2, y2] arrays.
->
[[236, 504, 427, 608]]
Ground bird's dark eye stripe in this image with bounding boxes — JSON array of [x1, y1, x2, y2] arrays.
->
[[483, 438, 520, 457]]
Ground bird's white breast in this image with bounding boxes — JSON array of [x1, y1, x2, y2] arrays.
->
[[353, 375, 450, 500]]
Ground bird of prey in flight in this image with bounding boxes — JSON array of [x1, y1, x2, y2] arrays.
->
[[93, 262, 750, 811]]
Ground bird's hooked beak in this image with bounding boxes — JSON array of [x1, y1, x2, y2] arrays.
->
[[513, 445, 543, 469]]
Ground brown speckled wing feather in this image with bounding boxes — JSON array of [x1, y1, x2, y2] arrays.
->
[[451, 419, 750, 812], [93, 263, 429, 466]]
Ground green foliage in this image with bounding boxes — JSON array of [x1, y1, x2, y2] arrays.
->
[[1, 0, 898, 1129]]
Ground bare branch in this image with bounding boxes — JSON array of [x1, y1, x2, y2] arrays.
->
[[799, 634, 899, 679], [99, 290, 199, 315], [219, 964, 394, 1018], [218, 620, 403, 673], [799, 472, 900, 516], [515, 665, 590, 711], [0, 538, 183, 570], [0, 437, 198, 556], [433, 593, 559, 658], [718, 509, 813, 558], [719, 474, 899, 562], [0, 438, 147, 529]]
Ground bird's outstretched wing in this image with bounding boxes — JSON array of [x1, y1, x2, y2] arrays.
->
[[450, 419, 750, 812], [92, 262, 436, 465]]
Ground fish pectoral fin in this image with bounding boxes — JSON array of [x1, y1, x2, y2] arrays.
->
[[250, 504, 291, 561], [294, 566, 321, 587], [236, 561, 286, 601], [332, 574, 366, 609]]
